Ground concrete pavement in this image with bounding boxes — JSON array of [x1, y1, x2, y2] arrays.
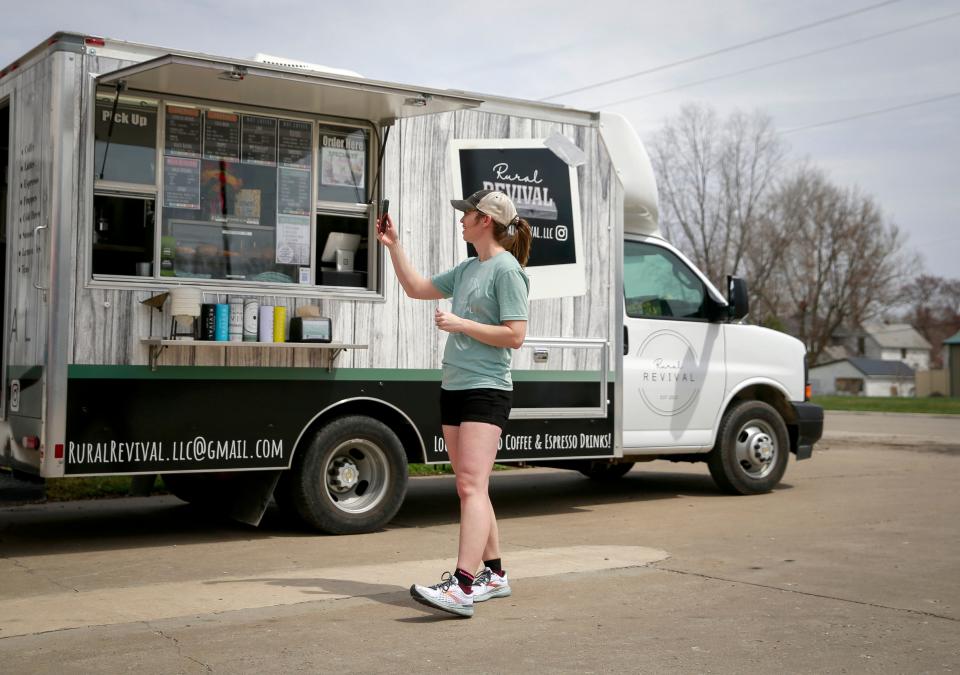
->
[[0, 412, 958, 673], [824, 410, 959, 445]]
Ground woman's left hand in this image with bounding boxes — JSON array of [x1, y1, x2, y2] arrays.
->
[[435, 307, 465, 334]]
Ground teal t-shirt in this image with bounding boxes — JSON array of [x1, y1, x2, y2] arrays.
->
[[431, 251, 530, 391]]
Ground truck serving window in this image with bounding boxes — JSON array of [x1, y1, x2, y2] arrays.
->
[[91, 93, 379, 291], [159, 108, 314, 284], [315, 124, 372, 290], [95, 96, 158, 185], [623, 241, 707, 320], [93, 94, 158, 277]]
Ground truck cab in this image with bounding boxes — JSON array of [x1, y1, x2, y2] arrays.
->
[[619, 232, 822, 494]]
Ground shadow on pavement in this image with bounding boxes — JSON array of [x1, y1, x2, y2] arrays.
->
[[0, 467, 747, 557], [391, 468, 726, 529], [202, 576, 450, 621]]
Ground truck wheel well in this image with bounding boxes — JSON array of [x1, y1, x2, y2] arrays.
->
[[293, 399, 424, 466], [729, 385, 800, 451]]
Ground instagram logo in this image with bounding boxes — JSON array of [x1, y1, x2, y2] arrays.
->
[[555, 225, 568, 242]]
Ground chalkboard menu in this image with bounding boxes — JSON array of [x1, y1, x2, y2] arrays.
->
[[204, 111, 240, 161], [241, 115, 277, 166], [278, 167, 312, 216], [165, 106, 202, 158], [278, 119, 312, 168], [163, 156, 201, 209]]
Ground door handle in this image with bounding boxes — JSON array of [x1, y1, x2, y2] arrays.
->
[[623, 324, 629, 355], [33, 224, 48, 291]]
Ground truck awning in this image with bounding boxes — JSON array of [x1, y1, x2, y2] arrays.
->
[[96, 54, 483, 124]]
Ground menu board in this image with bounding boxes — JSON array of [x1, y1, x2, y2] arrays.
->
[[165, 106, 202, 158], [276, 216, 311, 265], [163, 156, 201, 209], [204, 111, 240, 161], [241, 115, 277, 166], [278, 167, 311, 216], [278, 119, 312, 168]]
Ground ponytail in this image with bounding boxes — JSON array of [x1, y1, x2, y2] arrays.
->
[[494, 216, 532, 267]]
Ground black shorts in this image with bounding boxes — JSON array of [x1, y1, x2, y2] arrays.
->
[[440, 388, 513, 431]]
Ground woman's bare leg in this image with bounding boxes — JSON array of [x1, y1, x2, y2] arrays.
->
[[443, 425, 460, 470], [453, 421, 501, 574]]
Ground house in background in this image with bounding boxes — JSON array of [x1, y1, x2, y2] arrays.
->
[[810, 357, 916, 397], [854, 322, 931, 371], [809, 322, 933, 397]]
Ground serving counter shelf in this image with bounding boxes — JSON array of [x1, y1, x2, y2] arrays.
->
[[140, 338, 367, 371]]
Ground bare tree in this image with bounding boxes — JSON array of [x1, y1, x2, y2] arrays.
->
[[759, 168, 911, 363], [651, 103, 914, 362], [650, 103, 786, 286], [897, 274, 960, 367]]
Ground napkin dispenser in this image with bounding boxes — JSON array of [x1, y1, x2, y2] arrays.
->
[[289, 317, 332, 343]]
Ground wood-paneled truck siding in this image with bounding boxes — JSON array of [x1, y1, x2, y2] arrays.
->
[[1, 49, 57, 374], [71, 53, 621, 373]]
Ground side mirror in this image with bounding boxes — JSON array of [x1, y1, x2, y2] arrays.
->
[[727, 276, 749, 321]]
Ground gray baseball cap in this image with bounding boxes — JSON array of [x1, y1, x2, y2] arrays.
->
[[450, 189, 519, 227]]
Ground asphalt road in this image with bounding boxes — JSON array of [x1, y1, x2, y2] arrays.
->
[[0, 412, 958, 673]]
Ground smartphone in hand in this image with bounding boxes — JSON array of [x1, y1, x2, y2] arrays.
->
[[378, 199, 390, 234]]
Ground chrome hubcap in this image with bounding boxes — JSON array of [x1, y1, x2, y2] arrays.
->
[[329, 458, 360, 492], [734, 419, 778, 479], [323, 438, 390, 514]]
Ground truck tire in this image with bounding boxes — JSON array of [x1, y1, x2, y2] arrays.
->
[[577, 460, 635, 481], [707, 400, 788, 495], [286, 416, 407, 534]]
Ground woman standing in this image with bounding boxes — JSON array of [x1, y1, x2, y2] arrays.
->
[[377, 189, 532, 618]]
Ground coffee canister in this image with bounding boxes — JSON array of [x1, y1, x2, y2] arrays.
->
[[214, 303, 230, 341], [199, 303, 217, 341], [228, 297, 244, 342], [258, 305, 274, 342], [243, 299, 259, 342], [273, 306, 287, 343]]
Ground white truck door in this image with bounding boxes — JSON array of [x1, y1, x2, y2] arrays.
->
[[621, 239, 725, 450]]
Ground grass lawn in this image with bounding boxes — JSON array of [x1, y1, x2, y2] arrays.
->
[[813, 395, 960, 415], [45, 475, 154, 501], [409, 463, 454, 476]]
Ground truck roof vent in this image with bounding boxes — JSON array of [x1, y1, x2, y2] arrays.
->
[[251, 53, 363, 79]]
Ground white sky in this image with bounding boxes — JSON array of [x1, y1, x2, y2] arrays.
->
[[3, 0, 958, 277]]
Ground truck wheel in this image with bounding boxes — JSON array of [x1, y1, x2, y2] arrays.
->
[[287, 416, 407, 534], [707, 401, 788, 495], [577, 461, 635, 481]]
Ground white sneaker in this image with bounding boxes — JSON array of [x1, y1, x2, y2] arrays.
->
[[472, 567, 512, 602], [410, 571, 475, 618]]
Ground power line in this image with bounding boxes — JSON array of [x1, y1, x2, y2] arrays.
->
[[781, 92, 960, 134], [596, 10, 960, 108], [540, 0, 906, 101]]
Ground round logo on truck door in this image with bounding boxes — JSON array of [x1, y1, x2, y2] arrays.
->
[[636, 330, 706, 416]]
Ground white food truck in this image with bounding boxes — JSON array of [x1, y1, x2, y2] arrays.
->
[[0, 32, 822, 533]]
